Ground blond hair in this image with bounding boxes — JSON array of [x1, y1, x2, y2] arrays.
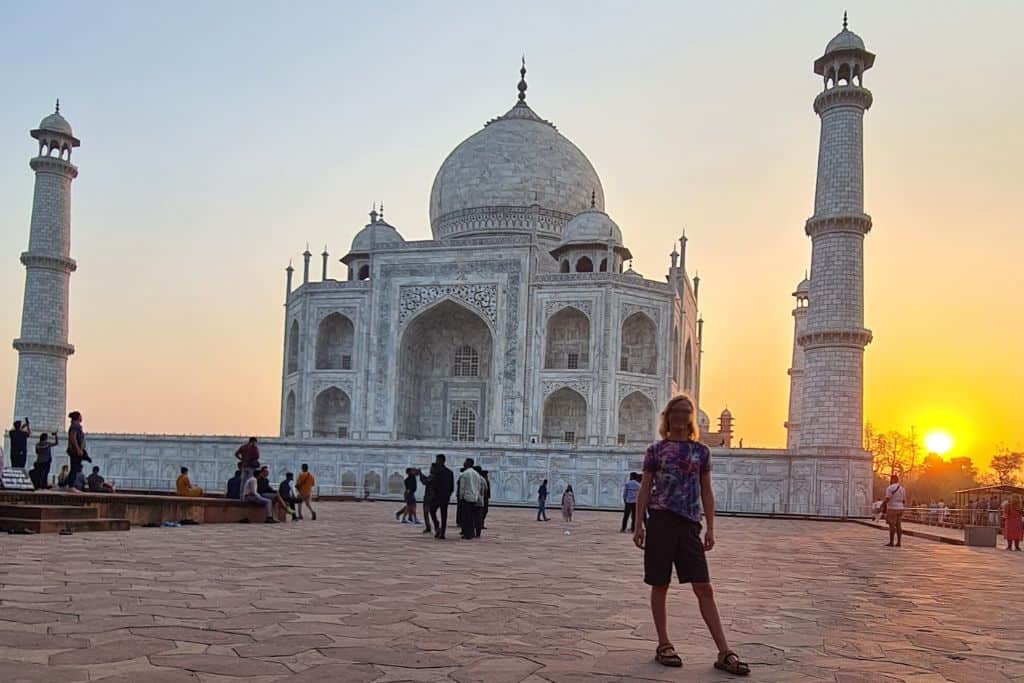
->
[[658, 394, 700, 440]]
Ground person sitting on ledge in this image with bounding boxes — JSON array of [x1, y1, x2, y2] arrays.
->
[[86, 465, 115, 493], [257, 466, 287, 520], [242, 467, 277, 523], [226, 469, 242, 500], [176, 466, 204, 497]]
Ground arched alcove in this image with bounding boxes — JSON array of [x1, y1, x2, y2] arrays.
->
[[617, 391, 656, 444], [544, 307, 590, 370], [287, 320, 300, 374], [684, 339, 694, 392], [576, 256, 593, 273], [542, 387, 587, 443], [620, 312, 658, 374], [312, 387, 351, 438], [315, 313, 355, 369], [283, 390, 296, 436]]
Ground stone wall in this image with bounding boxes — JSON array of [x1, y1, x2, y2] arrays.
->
[[80, 433, 872, 517]]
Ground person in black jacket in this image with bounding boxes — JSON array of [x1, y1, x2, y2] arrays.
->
[[8, 419, 31, 469], [31, 432, 57, 488], [278, 472, 299, 522], [425, 454, 454, 539], [225, 470, 242, 500]]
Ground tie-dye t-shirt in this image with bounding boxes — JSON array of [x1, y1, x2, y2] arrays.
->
[[642, 439, 711, 523]]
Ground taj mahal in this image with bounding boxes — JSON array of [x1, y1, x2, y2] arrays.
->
[[8, 18, 877, 515]]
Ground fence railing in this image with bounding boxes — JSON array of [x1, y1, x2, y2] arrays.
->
[[895, 506, 1005, 530]]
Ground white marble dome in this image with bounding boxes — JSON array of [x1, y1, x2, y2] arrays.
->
[[429, 100, 604, 240], [561, 208, 622, 246], [824, 28, 865, 55], [349, 219, 404, 254], [38, 111, 73, 136]]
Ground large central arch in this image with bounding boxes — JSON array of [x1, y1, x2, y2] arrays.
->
[[396, 299, 494, 441]]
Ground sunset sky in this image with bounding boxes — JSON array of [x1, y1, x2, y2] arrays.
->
[[0, 2, 1020, 470]]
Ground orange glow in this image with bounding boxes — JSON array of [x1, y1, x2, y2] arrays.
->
[[924, 431, 954, 456]]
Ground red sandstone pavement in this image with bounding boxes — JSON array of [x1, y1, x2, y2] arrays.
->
[[1, 503, 1022, 682]]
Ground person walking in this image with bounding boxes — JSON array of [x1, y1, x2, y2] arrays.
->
[[401, 468, 420, 524], [66, 411, 91, 478], [479, 469, 492, 531], [8, 419, 31, 469], [561, 485, 576, 523], [622, 472, 641, 533], [295, 464, 317, 520], [426, 454, 454, 539], [537, 479, 550, 521], [32, 432, 57, 489], [883, 474, 907, 547], [633, 394, 749, 676], [457, 458, 484, 540], [1003, 494, 1023, 551], [419, 464, 436, 534]]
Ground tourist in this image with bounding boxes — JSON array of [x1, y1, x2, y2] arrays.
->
[[401, 467, 420, 524], [234, 437, 260, 487], [56, 464, 70, 489], [242, 467, 276, 523], [537, 479, 550, 521], [176, 466, 204, 497], [561, 484, 575, 522], [226, 470, 242, 499], [70, 467, 86, 491], [622, 472, 641, 532], [474, 465, 489, 535], [32, 433, 57, 489], [1003, 494, 1022, 551], [883, 474, 906, 547], [86, 465, 115, 493], [278, 472, 299, 521], [66, 411, 91, 478], [424, 454, 453, 539], [8, 418, 31, 469], [256, 466, 285, 520], [457, 458, 483, 540], [633, 394, 749, 676], [295, 463, 317, 520], [418, 462, 438, 534]]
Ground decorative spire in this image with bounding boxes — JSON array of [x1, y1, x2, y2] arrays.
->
[[303, 243, 311, 256], [379, 201, 384, 220], [517, 55, 527, 103], [322, 244, 329, 255], [369, 203, 378, 224], [55, 98, 60, 114], [590, 189, 596, 209], [286, 259, 294, 272], [842, 11, 848, 31]]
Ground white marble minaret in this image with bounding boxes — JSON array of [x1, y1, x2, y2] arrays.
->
[[12, 102, 79, 435], [798, 16, 874, 454], [785, 276, 809, 450]]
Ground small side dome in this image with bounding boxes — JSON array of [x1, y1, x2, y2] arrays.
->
[[38, 111, 73, 136], [824, 28, 865, 55], [697, 409, 711, 432], [342, 209, 405, 265], [720, 408, 733, 419], [793, 277, 810, 297], [561, 208, 623, 247]]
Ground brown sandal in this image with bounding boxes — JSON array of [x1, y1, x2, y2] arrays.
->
[[655, 643, 682, 667], [714, 650, 750, 676]]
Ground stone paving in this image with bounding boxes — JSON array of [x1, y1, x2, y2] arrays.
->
[[1, 503, 1022, 682]]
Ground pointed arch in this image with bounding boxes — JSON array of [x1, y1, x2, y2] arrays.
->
[[312, 386, 351, 438], [620, 312, 658, 375], [542, 387, 587, 444], [315, 312, 354, 369], [545, 306, 590, 369], [617, 391, 656, 445], [684, 338, 694, 392], [283, 390, 296, 436], [287, 319, 300, 374], [575, 256, 593, 273]]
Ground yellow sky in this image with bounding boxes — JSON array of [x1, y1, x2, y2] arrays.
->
[[0, 3, 1020, 471]]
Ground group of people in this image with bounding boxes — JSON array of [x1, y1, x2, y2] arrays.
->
[[393, 454, 494, 540], [5, 411, 90, 491], [535, 479, 576, 523], [226, 437, 317, 523]]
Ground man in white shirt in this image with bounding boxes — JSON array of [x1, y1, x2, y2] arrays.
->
[[242, 471, 277, 523], [457, 458, 483, 540], [883, 474, 907, 547]]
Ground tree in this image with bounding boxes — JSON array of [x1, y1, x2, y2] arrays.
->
[[989, 450, 1024, 486], [911, 454, 980, 504], [865, 423, 921, 479]]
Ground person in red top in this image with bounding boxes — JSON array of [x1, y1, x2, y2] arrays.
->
[[234, 437, 260, 489]]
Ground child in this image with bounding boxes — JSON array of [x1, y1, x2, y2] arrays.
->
[[1003, 494, 1022, 551], [561, 485, 575, 522]]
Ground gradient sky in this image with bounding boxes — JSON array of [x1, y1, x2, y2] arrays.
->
[[1, 1, 1020, 470]]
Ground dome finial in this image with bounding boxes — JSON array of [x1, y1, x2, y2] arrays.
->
[[379, 201, 384, 220], [370, 203, 378, 224], [517, 55, 527, 103], [842, 10, 848, 30], [55, 98, 60, 114], [590, 189, 595, 209]]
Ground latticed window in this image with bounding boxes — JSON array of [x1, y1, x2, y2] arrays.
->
[[338, 426, 349, 438], [564, 431, 575, 444], [617, 433, 626, 446], [341, 355, 352, 370], [453, 345, 480, 377], [567, 353, 579, 370], [620, 356, 629, 372], [450, 406, 477, 441]]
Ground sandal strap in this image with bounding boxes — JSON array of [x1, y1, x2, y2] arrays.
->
[[657, 644, 677, 655]]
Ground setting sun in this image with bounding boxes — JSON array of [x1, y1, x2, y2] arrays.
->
[[924, 431, 955, 456]]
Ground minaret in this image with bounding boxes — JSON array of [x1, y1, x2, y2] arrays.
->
[[785, 276, 809, 449], [798, 15, 875, 453], [12, 102, 80, 436]]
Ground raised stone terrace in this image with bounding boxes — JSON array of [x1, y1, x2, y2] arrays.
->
[[0, 504, 1021, 682]]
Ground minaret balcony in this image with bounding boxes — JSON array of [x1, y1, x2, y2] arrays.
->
[[804, 214, 872, 237], [797, 327, 873, 350], [20, 251, 77, 273], [12, 338, 75, 357], [813, 85, 873, 114], [29, 156, 78, 177]]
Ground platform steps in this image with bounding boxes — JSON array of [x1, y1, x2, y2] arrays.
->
[[0, 503, 130, 534]]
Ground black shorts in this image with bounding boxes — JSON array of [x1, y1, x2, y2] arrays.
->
[[643, 510, 710, 586], [404, 492, 416, 505]]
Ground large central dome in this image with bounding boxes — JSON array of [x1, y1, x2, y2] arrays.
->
[[429, 66, 604, 241]]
